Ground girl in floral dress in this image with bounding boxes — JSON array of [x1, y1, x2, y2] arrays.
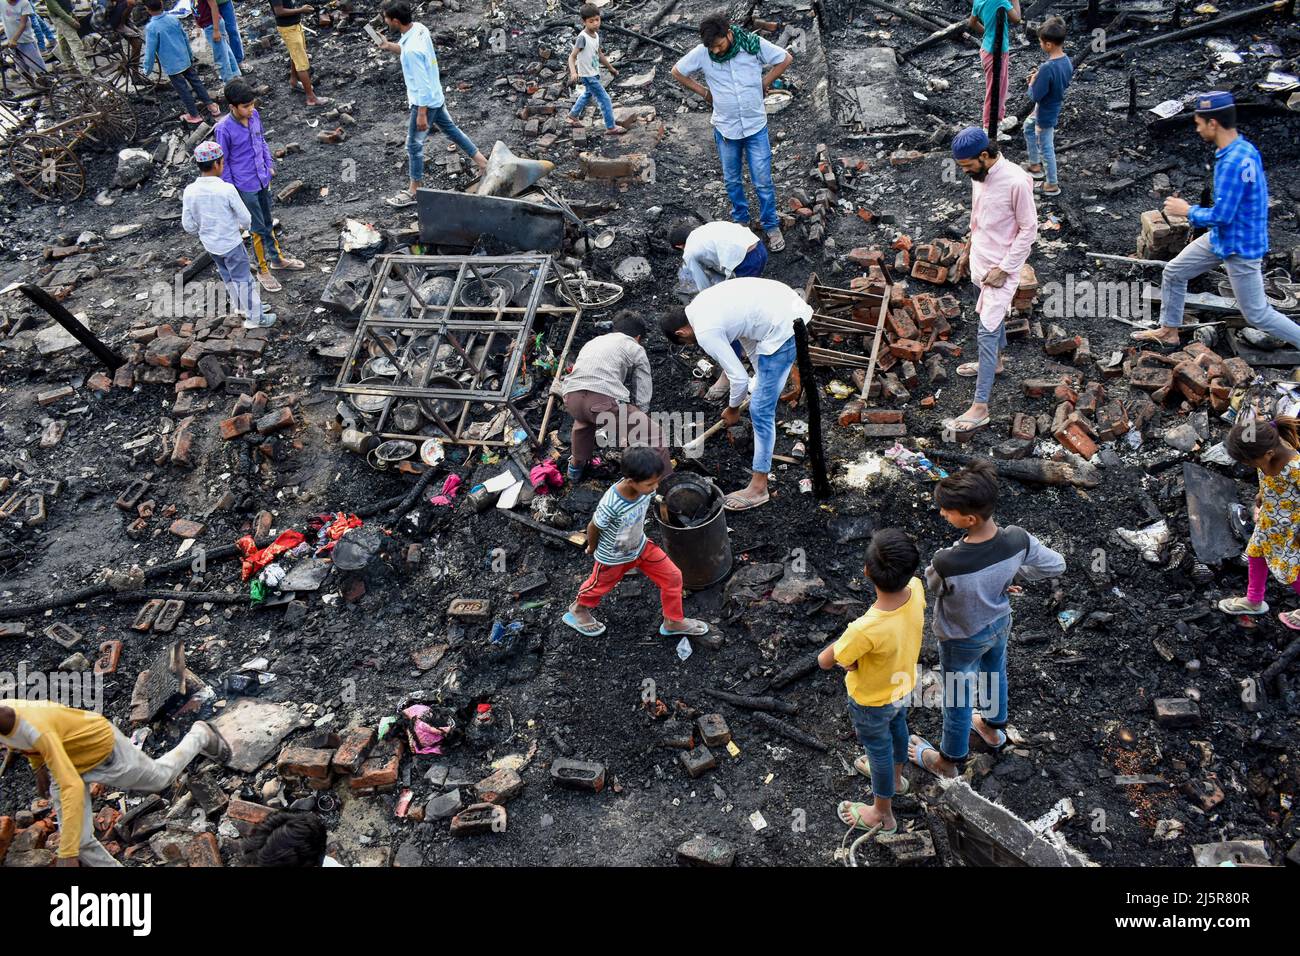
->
[[1218, 414, 1300, 628]]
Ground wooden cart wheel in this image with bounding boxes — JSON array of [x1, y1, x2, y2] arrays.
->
[[91, 33, 159, 98], [9, 132, 85, 202], [48, 73, 137, 144]]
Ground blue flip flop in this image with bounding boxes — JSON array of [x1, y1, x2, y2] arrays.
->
[[909, 735, 943, 777], [562, 611, 606, 637], [969, 726, 1008, 753]]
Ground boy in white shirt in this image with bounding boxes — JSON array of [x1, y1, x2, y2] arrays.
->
[[566, 4, 625, 136]]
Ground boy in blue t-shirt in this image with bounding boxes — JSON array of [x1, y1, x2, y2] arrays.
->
[[1022, 16, 1072, 196], [563, 446, 709, 640]]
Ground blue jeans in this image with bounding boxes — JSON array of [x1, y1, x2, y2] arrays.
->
[[204, 23, 242, 82], [847, 699, 909, 799], [407, 105, 479, 183], [168, 67, 212, 117], [974, 318, 1007, 404], [1023, 117, 1056, 185], [750, 335, 796, 474], [30, 14, 55, 46], [1159, 234, 1300, 348], [215, 0, 244, 63], [570, 75, 615, 129], [939, 614, 1011, 764], [713, 127, 778, 230], [236, 187, 279, 267], [733, 241, 768, 278], [211, 243, 265, 320]]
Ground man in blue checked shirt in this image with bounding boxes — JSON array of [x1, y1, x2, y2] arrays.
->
[[1134, 92, 1300, 349], [671, 13, 793, 253]]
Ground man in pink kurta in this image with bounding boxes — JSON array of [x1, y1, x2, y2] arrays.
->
[[949, 126, 1037, 434]]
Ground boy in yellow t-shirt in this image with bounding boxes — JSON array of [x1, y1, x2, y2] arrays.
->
[[817, 528, 924, 834]]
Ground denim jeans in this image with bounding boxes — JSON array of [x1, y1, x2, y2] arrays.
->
[[236, 187, 280, 267], [1159, 234, 1300, 348], [733, 241, 768, 278], [211, 243, 265, 320], [974, 317, 1007, 404], [847, 699, 909, 799], [169, 67, 213, 116], [204, 24, 242, 82], [31, 13, 55, 46], [1023, 116, 1057, 185], [713, 126, 778, 230], [407, 105, 479, 183], [214, 0, 244, 63], [749, 334, 796, 473], [938, 613, 1010, 764], [570, 75, 615, 129]]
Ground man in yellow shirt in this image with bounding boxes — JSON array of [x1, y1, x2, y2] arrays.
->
[[0, 701, 230, 866], [817, 528, 924, 835]]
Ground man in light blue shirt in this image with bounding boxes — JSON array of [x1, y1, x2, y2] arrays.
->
[[671, 13, 792, 252], [376, 0, 487, 208]]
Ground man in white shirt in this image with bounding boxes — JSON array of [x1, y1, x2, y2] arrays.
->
[[181, 140, 276, 329], [660, 277, 811, 511], [670, 13, 793, 252]]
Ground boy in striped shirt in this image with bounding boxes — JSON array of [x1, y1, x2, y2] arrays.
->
[[564, 446, 710, 639]]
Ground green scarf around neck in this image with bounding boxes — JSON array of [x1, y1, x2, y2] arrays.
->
[[708, 25, 762, 63]]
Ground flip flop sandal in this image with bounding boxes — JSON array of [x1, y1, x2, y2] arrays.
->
[[968, 726, 1008, 754], [1021, 164, 1046, 180], [562, 610, 606, 637], [1280, 610, 1300, 631], [945, 415, 989, 434], [852, 754, 912, 794], [909, 735, 945, 777], [723, 491, 770, 512], [1218, 596, 1268, 615], [659, 619, 710, 637], [1040, 185, 1061, 196], [1130, 328, 1181, 347], [836, 801, 898, 834], [956, 361, 1005, 378]]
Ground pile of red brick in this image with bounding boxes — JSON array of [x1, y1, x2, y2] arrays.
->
[[276, 726, 403, 795], [1123, 341, 1252, 413], [786, 144, 869, 244]]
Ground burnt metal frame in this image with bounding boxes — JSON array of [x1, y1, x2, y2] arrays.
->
[[326, 253, 582, 449]]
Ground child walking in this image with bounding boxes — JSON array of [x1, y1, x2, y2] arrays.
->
[[215, 78, 307, 294], [1022, 16, 1072, 197], [1217, 415, 1300, 628], [181, 141, 277, 329], [564, 446, 708, 639], [566, 3, 626, 136], [141, 0, 220, 124], [910, 459, 1065, 778], [2, 0, 49, 72], [818, 529, 925, 834]]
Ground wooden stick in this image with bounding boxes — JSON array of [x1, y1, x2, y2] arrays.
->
[[751, 711, 828, 752], [705, 687, 799, 715], [858, 280, 892, 401]]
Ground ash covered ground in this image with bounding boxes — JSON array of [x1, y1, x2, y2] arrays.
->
[[0, 0, 1298, 868]]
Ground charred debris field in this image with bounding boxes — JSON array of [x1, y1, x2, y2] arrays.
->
[[0, 0, 1298, 869]]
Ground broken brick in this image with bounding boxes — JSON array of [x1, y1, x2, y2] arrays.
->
[[1010, 413, 1037, 441], [888, 339, 923, 362], [276, 747, 334, 780], [331, 727, 377, 775], [1055, 422, 1098, 460], [219, 414, 254, 440]]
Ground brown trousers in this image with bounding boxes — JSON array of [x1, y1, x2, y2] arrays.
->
[[564, 390, 671, 474]]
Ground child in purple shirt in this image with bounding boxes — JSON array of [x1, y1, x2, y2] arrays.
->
[[214, 78, 307, 294]]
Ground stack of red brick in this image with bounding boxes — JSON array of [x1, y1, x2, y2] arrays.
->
[[276, 726, 404, 795]]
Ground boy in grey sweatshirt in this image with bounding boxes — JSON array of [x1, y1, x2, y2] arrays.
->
[[910, 459, 1065, 778]]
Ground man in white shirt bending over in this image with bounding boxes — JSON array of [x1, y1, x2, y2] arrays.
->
[[660, 277, 811, 512]]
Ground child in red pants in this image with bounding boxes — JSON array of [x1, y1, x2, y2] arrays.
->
[[563, 446, 710, 638], [1218, 414, 1300, 629]]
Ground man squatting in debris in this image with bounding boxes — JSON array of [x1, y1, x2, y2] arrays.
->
[[1216, 414, 1300, 630], [1131, 92, 1300, 351], [560, 312, 670, 484], [563, 446, 710, 639], [946, 126, 1038, 436], [908, 460, 1066, 780], [1021, 16, 1072, 198], [969, 0, 1020, 129], [141, 0, 221, 126], [378, 0, 488, 208], [818, 529, 925, 835], [0, 701, 231, 866], [183, 140, 278, 329], [216, 78, 308, 294], [671, 13, 793, 253], [566, 4, 626, 137], [669, 218, 771, 400], [660, 277, 812, 512]]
